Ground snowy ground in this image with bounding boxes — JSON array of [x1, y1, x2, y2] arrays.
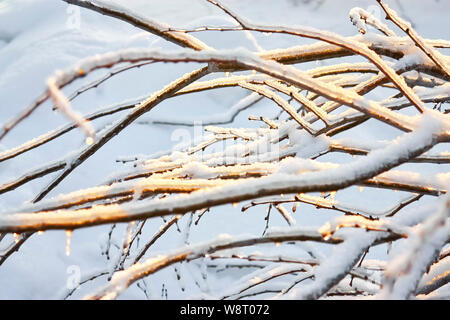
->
[[0, 0, 448, 299]]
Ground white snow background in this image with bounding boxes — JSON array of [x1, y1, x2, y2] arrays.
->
[[0, 0, 448, 299]]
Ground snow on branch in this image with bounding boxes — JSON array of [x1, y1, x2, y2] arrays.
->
[[0, 113, 447, 234], [377, 0, 450, 78], [204, 0, 427, 113], [349, 7, 396, 37]]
